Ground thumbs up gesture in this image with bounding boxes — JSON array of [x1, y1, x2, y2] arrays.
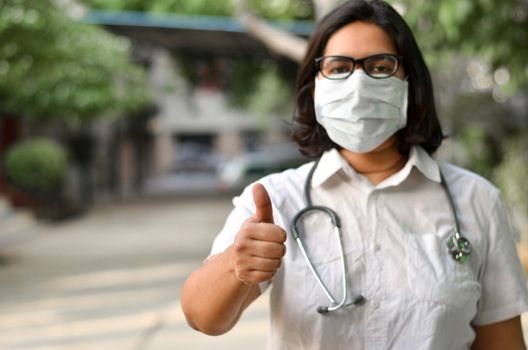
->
[[231, 183, 287, 285]]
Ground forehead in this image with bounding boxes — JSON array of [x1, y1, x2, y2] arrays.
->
[[323, 21, 398, 57]]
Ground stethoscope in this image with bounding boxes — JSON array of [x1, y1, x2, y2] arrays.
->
[[290, 157, 472, 314]]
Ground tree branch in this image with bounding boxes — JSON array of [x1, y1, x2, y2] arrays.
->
[[237, 11, 308, 63], [313, 0, 339, 20], [234, 0, 341, 63]]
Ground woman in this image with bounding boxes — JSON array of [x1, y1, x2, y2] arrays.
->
[[181, 1, 528, 349]]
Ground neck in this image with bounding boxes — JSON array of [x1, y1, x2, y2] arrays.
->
[[340, 139, 407, 185]]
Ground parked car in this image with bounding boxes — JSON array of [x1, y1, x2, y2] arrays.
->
[[217, 144, 307, 192], [173, 143, 222, 173]]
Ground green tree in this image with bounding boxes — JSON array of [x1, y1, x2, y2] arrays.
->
[[78, 0, 314, 117], [494, 133, 528, 241], [80, 0, 314, 20], [76, 0, 528, 231], [0, 0, 149, 125], [399, 0, 528, 92], [79, 0, 528, 92]]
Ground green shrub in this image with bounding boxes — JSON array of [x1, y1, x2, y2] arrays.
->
[[4, 138, 68, 195], [494, 133, 528, 241]]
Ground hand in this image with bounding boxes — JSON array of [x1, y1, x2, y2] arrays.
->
[[231, 183, 287, 285]]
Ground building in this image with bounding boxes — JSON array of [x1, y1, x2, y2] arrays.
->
[[85, 10, 314, 195]]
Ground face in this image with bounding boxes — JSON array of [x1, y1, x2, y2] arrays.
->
[[320, 21, 405, 80], [317, 21, 406, 154]]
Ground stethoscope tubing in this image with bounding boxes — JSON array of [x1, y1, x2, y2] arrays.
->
[[290, 156, 471, 314], [291, 206, 346, 308]]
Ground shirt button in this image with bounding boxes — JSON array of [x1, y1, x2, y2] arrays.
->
[[373, 243, 381, 252], [372, 301, 380, 309]]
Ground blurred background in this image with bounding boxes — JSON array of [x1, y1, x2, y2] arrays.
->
[[0, 0, 526, 349]]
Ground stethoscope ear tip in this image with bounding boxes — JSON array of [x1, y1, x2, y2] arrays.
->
[[317, 295, 366, 314], [317, 306, 329, 314], [353, 295, 366, 306]]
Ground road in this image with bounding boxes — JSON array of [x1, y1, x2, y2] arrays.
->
[[1, 193, 527, 349], [0, 195, 269, 350]]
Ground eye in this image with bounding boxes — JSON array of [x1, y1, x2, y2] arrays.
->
[[329, 65, 349, 74], [320, 58, 354, 79], [370, 65, 391, 73], [364, 55, 398, 78]]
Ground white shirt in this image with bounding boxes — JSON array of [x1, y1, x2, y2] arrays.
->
[[210, 146, 528, 350]]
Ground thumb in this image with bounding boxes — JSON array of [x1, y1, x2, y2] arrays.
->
[[252, 183, 274, 223]]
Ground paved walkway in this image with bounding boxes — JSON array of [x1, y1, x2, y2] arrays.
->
[[0, 195, 269, 350], [1, 194, 527, 349]]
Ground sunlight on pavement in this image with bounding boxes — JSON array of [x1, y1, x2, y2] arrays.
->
[[0, 197, 267, 349], [148, 292, 270, 350], [50, 261, 199, 291], [0, 260, 203, 349], [0, 309, 162, 345]]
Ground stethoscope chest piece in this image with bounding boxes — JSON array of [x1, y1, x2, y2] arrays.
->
[[440, 171, 472, 265], [292, 158, 470, 314], [447, 232, 471, 264]]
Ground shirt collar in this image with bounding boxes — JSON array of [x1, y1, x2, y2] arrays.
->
[[311, 146, 441, 188], [377, 146, 441, 189], [311, 148, 346, 187]]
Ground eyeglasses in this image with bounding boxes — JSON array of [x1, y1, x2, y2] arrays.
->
[[315, 54, 403, 80]]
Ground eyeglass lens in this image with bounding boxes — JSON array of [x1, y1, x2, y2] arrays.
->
[[319, 55, 399, 80]]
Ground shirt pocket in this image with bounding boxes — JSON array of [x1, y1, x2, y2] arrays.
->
[[406, 233, 481, 309]]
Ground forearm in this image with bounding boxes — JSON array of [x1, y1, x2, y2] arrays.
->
[[471, 316, 526, 350], [180, 245, 260, 335]]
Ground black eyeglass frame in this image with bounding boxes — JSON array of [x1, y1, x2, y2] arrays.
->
[[315, 53, 403, 80]]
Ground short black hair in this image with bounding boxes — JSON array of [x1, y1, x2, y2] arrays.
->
[[292, 0, 444, 158]]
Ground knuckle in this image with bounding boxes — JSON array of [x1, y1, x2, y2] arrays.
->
[[236, 262, 251, 275], [266, 227, 286, 243], [237, 270, 250, 283], [270, 243, 286, 258], [278, 229, 287, 242], [272, 259, 282, 270], [238, 223, 253, 238], [233, 253, 252, 271], [233, 256, 244, 271], [254, 272, 271, 283], [233, 241, 246, 254], [279, 244, 287, 257], [264, 272, 275, 281]]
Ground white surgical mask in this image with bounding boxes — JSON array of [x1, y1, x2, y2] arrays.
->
[[314, 70, 408, 153]]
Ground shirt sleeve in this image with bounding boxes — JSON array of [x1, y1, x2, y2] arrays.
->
[[472, 191, 528, 325], [209, 185, 255, 257]]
